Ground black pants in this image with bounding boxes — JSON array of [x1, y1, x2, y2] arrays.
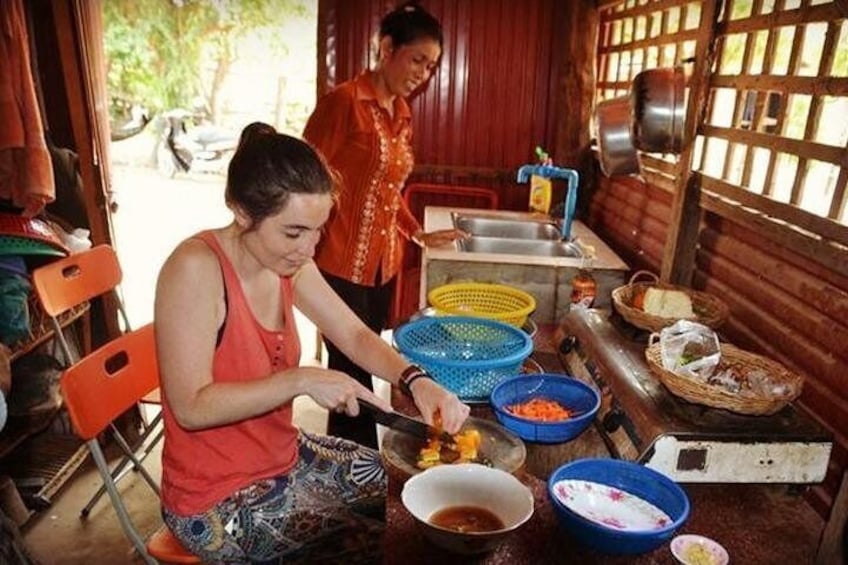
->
[[321, 271, 395, 449]]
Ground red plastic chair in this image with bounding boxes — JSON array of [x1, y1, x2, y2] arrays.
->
[[391, 183, 499, 325], [61, 324, 198, 564], [31, 244, 163, 517], [147, 524, 202, 564]]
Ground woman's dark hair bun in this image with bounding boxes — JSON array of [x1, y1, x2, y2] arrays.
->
[[237, 122, 277, 150]]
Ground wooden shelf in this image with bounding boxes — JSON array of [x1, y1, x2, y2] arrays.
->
[[1, 294, 91, 513], [0, 429, 88, 512], [9, 297, 89, 363], [0, 410, 59, 460], [2, 296, 87, 457]]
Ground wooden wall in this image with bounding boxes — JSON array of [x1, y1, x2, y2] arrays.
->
[[586, 173, 848, 516]]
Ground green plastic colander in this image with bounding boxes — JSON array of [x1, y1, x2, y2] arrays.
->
[[0, 235, 67, 257]]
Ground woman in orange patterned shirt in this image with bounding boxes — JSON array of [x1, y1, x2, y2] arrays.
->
[[303, 2, 466, 447]]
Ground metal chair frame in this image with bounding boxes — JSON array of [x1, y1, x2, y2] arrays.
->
[[60, 324, 160, 564]]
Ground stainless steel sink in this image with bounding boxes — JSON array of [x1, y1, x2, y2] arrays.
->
[[457, 236, 583, 258], [452, 213, 560, 240]]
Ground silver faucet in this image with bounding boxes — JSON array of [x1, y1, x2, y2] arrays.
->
[[516, 164, 580, 241]]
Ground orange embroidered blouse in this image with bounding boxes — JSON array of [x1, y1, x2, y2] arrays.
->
[[303, 71, 421, 287]]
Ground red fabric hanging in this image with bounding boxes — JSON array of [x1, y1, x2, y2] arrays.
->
[[0, 0, 55, 217]]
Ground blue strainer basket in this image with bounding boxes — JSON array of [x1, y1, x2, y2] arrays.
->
[[393, 315, 533, 403]]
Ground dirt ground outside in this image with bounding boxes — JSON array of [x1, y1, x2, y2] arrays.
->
[[109, 164, 229, 326]]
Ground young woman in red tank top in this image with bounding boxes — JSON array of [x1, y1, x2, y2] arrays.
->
[[154, 121, 469, 564]]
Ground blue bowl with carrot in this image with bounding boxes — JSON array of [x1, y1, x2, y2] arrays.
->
[[490, 373, 601, 443]]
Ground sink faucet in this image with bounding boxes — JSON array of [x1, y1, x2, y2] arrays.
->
[[516, 164, 579, 241]]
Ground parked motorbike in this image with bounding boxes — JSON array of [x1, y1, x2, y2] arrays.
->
[[155, 109, 239, 178]]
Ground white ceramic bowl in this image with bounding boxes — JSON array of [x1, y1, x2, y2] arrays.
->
[[401, 463, 534, 555], [670, 534, 729, 565]]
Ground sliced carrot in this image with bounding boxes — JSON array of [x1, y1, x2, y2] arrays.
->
[[505, 397, 573, 422]]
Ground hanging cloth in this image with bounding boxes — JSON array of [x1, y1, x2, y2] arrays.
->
[[0, 0, 55, 217]]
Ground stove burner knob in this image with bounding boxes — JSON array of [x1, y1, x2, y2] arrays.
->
[[559, 335, 577, 354], [602, 409, 624, 433]]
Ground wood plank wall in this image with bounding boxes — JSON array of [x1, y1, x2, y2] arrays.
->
[[586, 174, 848, 516]]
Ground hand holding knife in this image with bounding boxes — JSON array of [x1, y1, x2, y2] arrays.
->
[[358, 398, 454, 443]]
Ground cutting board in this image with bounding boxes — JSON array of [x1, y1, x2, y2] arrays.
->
[[381, 416, 525, 482]]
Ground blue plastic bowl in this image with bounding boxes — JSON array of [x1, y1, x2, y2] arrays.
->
[[547, 459, 690, 555], [489, 374, 600, 443], [393, 315, 533, 402]]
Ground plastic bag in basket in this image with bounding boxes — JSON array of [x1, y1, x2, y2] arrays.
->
[[658, 320, 720, 381]]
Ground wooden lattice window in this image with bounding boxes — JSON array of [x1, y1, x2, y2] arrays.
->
[[596, 1, 704, 180], [597, 0, 848, 237], [597, 0, 702, 101], [698, 0, 848, 228]]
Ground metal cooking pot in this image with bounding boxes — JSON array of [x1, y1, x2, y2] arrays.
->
[[594, 96, 640, 177], [630, 66, 686, 154]]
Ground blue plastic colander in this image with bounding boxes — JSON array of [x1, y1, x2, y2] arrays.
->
[[393, 315, 533, 403]]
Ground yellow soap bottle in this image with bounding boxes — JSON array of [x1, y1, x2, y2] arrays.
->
[[528, 146, 553, 214], [529, 174, 552, 214]]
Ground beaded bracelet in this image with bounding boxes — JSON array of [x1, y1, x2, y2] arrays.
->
[[399, 364, 432, 397]]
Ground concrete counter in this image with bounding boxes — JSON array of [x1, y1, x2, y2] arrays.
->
[[421, 207, 629, 323]]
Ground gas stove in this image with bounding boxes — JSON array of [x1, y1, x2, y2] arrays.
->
[[556, 307, 832, 483]]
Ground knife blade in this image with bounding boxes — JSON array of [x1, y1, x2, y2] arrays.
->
[[359, 399, 454, 443]]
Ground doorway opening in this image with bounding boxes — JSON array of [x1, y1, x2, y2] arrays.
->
[[101, 1, 321, 361]]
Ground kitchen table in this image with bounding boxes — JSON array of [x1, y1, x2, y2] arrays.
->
[[384, 324, 824, 563], [384, 472, 822, 564]]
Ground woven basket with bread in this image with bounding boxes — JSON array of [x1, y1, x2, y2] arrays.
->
[[612, 271, 729, 332], [645, 340, 803, 415]]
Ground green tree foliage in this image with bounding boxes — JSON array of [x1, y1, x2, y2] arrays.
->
[[102, 0, 307, 122]]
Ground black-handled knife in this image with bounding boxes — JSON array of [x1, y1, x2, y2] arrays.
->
[[359, 398, 454, 443]]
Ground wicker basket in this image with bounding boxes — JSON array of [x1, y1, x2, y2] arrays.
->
[[645, 341, 803, 415], [611, 271, 729, 332], [427, 282, 536, 327]]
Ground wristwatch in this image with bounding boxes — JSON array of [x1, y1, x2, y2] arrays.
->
[[399, 364, 432, 397]]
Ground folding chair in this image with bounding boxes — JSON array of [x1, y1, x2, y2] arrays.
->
[[60, 323, 199, 564], [31, 244, 163, 517]]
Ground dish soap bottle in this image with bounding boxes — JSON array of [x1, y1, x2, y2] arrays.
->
[[528, 146, 553, 214]]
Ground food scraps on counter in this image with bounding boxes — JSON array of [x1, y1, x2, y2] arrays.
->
[[505, 397, 573, 422], [417, 429, 482, 469]]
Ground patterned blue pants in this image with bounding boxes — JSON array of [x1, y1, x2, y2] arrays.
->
[[163, 432, 386, 564]]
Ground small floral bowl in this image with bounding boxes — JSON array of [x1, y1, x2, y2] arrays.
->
[[671, 534, 729, 565]]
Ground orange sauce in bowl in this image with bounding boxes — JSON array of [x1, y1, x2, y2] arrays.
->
[[429, 505, 505, 533]]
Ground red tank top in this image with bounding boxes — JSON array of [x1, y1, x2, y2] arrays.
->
[[160, 231, 301, 515]]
